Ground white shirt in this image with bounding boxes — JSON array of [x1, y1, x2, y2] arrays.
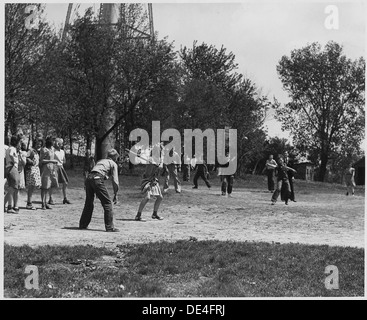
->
[[5, 146, 18, 169], [54, 149, 65, 167]]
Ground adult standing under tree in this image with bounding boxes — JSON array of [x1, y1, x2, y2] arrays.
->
[[79, 149, 120, 232]]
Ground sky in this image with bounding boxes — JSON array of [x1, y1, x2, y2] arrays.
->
[[42, 0, 366, 141]]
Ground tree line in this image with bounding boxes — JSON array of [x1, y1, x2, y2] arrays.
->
[[5, 3, 365, 182]]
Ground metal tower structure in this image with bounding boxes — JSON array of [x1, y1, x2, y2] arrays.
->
[[62, 3, 154, 42], [61, 3, 155, 158]]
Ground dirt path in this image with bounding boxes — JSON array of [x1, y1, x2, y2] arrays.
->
[[4, 174, 365, 249]]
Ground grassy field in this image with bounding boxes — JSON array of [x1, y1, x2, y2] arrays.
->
[[4, 240, 364, 298], [3, 169, 365, 298]]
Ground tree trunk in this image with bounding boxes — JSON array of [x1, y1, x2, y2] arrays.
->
[[68, 130, 74, 170], [95, 137, 103, 162], [318, 152, 328, 182]]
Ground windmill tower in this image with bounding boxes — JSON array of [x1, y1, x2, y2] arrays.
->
[[62, 3, 155, 159]]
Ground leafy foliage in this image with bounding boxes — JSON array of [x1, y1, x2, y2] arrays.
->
[[275, 41, 365, 181]]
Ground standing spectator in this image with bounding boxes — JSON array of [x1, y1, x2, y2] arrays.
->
[[182, 154, 191, 182], [4, 136, 9, 186], [263, 154, 277, 192], [192, 155, 211, 189], [79, 149, 120, 232], [344, 163, 356, 196], [163, 147, 181, 193], [25, 138, 42, 210], [18, 141, 27, 190], [271, 157, 297, 205], [283, 151, 296, 202], [49, 138, 71, 204], [217, 152, 234, 197], [4, 135, 21, 213], [39, 137, 59, 210]]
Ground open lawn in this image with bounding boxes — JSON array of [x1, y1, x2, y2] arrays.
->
[[4, 169, 365, 248], [3, 169, 365, 297]]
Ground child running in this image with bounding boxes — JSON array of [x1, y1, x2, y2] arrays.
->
[[271, 156, 297, 205], [192, 155, 211, 189]]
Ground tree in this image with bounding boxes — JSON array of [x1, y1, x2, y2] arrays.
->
[[275, 41, 365, 181], [5, 3, 58, 136], [177, 42, 269, 174], [63, 6, 179, 160]]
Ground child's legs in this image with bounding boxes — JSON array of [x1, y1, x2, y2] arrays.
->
[[193, 172, 199, 187], [153, 195, 163, 212], [138, 194, 151, 214], [227, 176, 233, 194], [13, 188, 19, 208], [271, 180, 282, 202], [41, 188, 48, 204], [27, 185, 35, 203], [221, 176, 227, 193], [62, 182, 68, 198], [5, 188, 14, 208]]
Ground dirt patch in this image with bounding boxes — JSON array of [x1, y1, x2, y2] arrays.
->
[[4, 173, 365, 249]]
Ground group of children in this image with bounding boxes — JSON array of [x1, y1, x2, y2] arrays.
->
[[78, 147, 235, 231], [264, 152, 357, 206], [6, 136, 357, 231], [4, 133, 71, 213]]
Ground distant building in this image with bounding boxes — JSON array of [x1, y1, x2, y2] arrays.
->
[[293, 162, 315, 181], [353, 157, 365, 185]]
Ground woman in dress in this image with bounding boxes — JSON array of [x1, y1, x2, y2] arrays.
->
[[25, 138, 42, 210], [39, 137, 59, 210]]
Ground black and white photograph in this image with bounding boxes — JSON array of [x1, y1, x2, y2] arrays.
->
[[1, 0, 365, 303]]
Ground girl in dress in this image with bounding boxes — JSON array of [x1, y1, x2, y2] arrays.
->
[[4, 135, 21, 213], [135, 150, 164, 221], [49, 138, 71, 204], [39, 137, 59, 209], [25, 139, 42, 210], [18, 141, 27, 190]]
